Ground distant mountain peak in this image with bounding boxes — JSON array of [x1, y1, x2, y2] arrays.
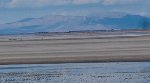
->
[[88, 11, 128, 18], [17, 18, 35, 22], [0, 12, 150, 34]]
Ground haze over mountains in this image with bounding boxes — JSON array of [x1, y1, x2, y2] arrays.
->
[[0, 12, 150, 34]]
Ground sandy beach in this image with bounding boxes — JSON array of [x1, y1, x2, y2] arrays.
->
[[1, 34, 150, 64]]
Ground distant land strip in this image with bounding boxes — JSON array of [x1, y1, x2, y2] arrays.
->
[[1, 32, 150, 65]]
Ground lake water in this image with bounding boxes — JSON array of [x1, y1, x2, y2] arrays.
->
[[0, 62, 150, 83]]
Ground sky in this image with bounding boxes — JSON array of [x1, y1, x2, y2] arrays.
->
[[0, 0, 149, 24]]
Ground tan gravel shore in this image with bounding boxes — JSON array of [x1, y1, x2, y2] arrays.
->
[[1, 35, 150, 64]]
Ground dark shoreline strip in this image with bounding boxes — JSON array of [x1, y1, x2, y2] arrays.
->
[[1, 55, 150, 65]]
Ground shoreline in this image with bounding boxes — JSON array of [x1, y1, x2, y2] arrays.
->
[[1, 34, 150, 65], [1, 55, 150, 65]]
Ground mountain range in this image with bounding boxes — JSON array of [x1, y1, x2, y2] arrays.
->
[[0, 12, 150, 34]]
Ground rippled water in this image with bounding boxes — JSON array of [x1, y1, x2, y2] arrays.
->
[[0, 62, 150, 83]]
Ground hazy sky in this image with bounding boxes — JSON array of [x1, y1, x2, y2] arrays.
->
[[0, 0, 149, 24]]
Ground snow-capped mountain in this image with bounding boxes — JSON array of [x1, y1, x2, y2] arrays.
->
[[0, 12, 150, 34]]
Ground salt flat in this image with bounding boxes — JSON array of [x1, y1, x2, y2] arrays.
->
[[0, 33, 150, 64], [0, 62, 150, 83]]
